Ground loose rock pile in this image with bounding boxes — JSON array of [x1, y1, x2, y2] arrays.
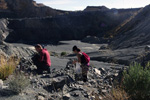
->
[[18, 59, 124, 100], [0, 57, 125, 100]]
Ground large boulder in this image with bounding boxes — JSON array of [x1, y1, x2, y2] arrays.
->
[[0, 44, 35, 57], [0, 19, 9, 44]]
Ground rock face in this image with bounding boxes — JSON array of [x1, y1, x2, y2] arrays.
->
[[0, 0, 64, 18], [110, 5, 150, 49], [0, 0, 140, 43], [4, 8, 139, 43], [0, 19, 9, 44], [0, 44, 35, 58]]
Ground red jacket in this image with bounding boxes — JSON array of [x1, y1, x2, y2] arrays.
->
[[39, 49, 51, 67]]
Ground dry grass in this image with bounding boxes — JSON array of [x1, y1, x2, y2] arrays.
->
[[0, 56, 19, 80], [8, 72, 30, 94], [0, 55, 29, 94], [103, 87, 129, 100]]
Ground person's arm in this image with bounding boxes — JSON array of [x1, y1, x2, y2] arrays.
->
[[39, 52, 44, 62], [73, 54, 81, 64], [77, 54, 81, 63]]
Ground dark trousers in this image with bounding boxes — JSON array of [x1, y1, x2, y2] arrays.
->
[[36, 65, 51, 74], [81, 64, 89, 82], [32, 54, 51, 74]]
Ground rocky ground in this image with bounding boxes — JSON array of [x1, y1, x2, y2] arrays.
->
[[0, 40, 129, 100], [0, 40, 147, 100], [0, 58, 125, 100]]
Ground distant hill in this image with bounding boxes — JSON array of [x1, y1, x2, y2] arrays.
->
[[110, 5, 150, 49], [0, 0, 65, 18], [84, 6, 109, 12]]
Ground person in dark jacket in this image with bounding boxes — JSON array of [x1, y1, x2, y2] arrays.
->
[[72, 46, 90, 82], [32, 44, 51, 74]]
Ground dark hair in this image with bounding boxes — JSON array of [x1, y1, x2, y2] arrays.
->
[[35, 44, 42, 48], [72, 45, 81, 52]]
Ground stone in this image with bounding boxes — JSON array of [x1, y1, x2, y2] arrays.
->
[[99, 45, 109, 50], [63, 93, 71, 98], [145, 45, 150, 51], [63, 85, 70, 94], [98, 68, 106, 74], [71, 92, 79, 97], [114, 73, 119, 77], [37, 96, 45, 100], [100, 89, 108, 95], [38, 92, 47, 97], [63, 96, 70, 100], [51, 76, 74, 90], [94, 68, 101, 75], [0, 19, 9, 45], [0, 79, 3, 89]]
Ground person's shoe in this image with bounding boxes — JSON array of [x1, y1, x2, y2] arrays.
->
[[83, 75, 88, 82], [83, 79, 88, 82]]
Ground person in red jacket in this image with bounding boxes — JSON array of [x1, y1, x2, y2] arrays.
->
[[72, 46, 90, 82], [32, 44, 51, 74]]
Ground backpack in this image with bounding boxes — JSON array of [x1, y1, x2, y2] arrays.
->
[[82, 52, 90, 65]]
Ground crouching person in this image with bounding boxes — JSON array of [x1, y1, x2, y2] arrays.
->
[[72, 46, 90, 82], [32, 44, 51, 74]]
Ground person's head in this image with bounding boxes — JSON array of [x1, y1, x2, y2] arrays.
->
[[35, 44, 43, 53], [72, 45, 81, 54]]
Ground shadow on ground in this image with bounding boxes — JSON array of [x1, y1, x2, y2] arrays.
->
[[0, 89, 17, 97]]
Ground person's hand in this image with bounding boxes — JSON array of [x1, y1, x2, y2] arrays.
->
[[72, 60, 77, 64]]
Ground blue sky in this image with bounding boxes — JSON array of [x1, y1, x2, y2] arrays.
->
[[35, 0, 150, 11]]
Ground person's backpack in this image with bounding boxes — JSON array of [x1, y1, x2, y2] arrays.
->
[[82, 52, 90, 65]]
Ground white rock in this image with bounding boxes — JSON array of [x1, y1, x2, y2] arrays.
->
[[37, 96, 45, 100], [64, 93, 71, 98], [38, 92, 46, 97], [94, 68, 101, 75], [0, 79, 3, 89], [102, 89, 107, 93], [114, 73, 118, 77], [2, 86, 8, 89]]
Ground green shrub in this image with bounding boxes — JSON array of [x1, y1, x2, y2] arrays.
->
[[61, 52, 67, 56], [8, 73, 30, 94], [123, 62, 150, 100], [0, 56, 18, 80], [49, 51, 59, 57]]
